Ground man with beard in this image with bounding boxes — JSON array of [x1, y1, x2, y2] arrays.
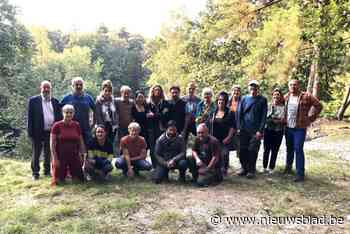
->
[[27, 81, 62, 180], [168, 86, 186, 136], [188, 123, 222, 187], [153, 121, 187, 183], [61, 77, 95, 145]]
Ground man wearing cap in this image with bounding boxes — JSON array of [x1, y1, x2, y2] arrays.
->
[[237, 80, 267, 179], [27, 81, 62, 180]]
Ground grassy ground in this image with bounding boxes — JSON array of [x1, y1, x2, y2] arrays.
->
[[1, 123, 350, 233]]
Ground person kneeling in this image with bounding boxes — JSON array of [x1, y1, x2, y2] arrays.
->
[[84, 125, 114, 181], [115, 122, 152, 177], [188, 123, 222, 187], [153, 121, 187, 184]]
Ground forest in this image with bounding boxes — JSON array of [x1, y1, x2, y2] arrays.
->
[[1, 0, 350, 153]]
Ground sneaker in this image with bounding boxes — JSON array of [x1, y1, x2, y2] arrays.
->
[[268, 169, 274, 175], [86, 174, 92, 181], [246, 172, 256, 179], [237, 169, 247, 176]]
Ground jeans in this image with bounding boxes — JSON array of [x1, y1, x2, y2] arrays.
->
[[115, 128, 129, 156], [153, 159, 187, 183], [285, 127, 306, 177], [115, 157, 152, 175], [263, 128, 284, 170], [148, 127, 163, 168]]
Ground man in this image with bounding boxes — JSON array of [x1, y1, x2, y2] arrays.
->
[[153, 121, 187, 183], [115, 122, 152, 177], [284, 79, 322, 182], [61, 77, 95, 145], [182, 82, 201, 143], [238, 80, 267, 179], [168, 86, 186, 136], [188, 123, 222, 187], [27, 81, 62, 180], [115, 85, 134, 155]]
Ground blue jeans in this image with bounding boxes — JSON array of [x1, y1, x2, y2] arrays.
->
[[285, 127, 306, 177], [115, 157, 152, 175]]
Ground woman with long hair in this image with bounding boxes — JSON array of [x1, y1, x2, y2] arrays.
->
[[132, 90, 149, 144]]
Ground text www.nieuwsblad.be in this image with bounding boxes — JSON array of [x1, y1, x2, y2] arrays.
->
[[210, 214, 348, 226]]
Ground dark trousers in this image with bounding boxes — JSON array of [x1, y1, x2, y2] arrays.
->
[[153, 159, 187, 183], [263, 128, 284, 170], [285, 127, 306, 177], [187, 157, 222, 186], [239, 130, 261, 173], [115, 128, 129, 156], [115, 157, 152, 175], [220, 142, 231, 171], [104, 122, 117, 145], [148, 127, 163, 168], [31, 131, 51, 176]]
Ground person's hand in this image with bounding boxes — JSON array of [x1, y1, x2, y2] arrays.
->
[[255, 131, 263, 140], [167, 160, 175, 169], [196, 159, 204, 167], [223, 136, 231, 145], [198, 166, 208, 175], [127, 168, 134, 177], [146, 112, 154, 118]]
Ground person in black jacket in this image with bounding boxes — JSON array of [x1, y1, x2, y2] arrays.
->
[[146, 85, 171, 168], [153, 121, 187, 183], [238, 80, 267, 179], [168, 86, 186, 136], [27, 81, 62, 180], [207, 91, 236, 176]]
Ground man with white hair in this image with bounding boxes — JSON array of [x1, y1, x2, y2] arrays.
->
[[195, 87, 216, 126], [61, 77, 95, 145], [27, 80, 62, 180], [115, 85, 134, 155]]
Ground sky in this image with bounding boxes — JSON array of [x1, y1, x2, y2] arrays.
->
[[10, 0, 207, 38]]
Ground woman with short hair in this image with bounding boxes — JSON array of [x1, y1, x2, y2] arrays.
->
[[50, 104, 85, 185], [195, 87, 216, 126]]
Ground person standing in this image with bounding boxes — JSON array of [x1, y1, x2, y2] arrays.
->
[[228, 85, 241, 155], [95, 80, 118, 144], [195, 87, 216, 126], [131, 90, 149, 142], [27, 81, 62, 180], [115, 85, 134, 156], [61, 77, 95, 145], [238, 80, 267, 179], [168, 86, 186, 136], [284, 79, 322, 182], [182, 82, 201, 144], [262, 88, 285, 174]]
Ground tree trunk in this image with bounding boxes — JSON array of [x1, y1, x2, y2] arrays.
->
[[311, 46, 320, 97], [307, 62, 315, 94], [336, 84, 350, 120]]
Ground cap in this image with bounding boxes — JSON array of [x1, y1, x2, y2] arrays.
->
[[248, 80, 259, 86]]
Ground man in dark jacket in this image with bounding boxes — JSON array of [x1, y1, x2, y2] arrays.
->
[[153, 121, 187, 183], [238, 80, 267, 179], [168, 86, 186, 135], [27, 81, 62, 180]]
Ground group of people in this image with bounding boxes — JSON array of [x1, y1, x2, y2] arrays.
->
[[27, 77, 322, 187]]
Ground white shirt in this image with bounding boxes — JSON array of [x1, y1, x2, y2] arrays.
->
[[287, 95, 299, 128], [41, 96, 55, 131]]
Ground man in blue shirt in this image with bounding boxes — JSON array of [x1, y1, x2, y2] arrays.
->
[[238, 80, 267, 179], [61, 77, 95, 145]]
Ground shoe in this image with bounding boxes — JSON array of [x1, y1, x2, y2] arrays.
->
[[86, 174, 92, 181], [237, 169, 247, 176], [246, 172, 255, 179], [44, 172, 51, 177], [294, 176, 304, 183], [268, 169, 273, 175], [32, 175, 39, 180], [283, 167, 293, 175]]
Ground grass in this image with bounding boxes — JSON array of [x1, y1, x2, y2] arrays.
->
[[0, 132, 349, 233]]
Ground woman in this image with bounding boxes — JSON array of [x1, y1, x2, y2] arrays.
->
[[228, 84, 241, 156], [196, 87, 216, 126], [131, 90, 148, 143], [51, 104, 85, 185], [207, 91, 236, 176], [263, 88, 285, 174], [95, 80, 118, 144], [146, 85, 171, 168], [84, 125, 114, 181]]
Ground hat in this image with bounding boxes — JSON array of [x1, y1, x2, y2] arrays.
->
[[248, 80, 259, 86]]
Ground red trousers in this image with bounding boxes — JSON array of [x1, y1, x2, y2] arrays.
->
[[51, 153, 84, 185]]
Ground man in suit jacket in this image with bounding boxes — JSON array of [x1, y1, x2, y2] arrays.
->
[[27, 81, 62, 180]]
